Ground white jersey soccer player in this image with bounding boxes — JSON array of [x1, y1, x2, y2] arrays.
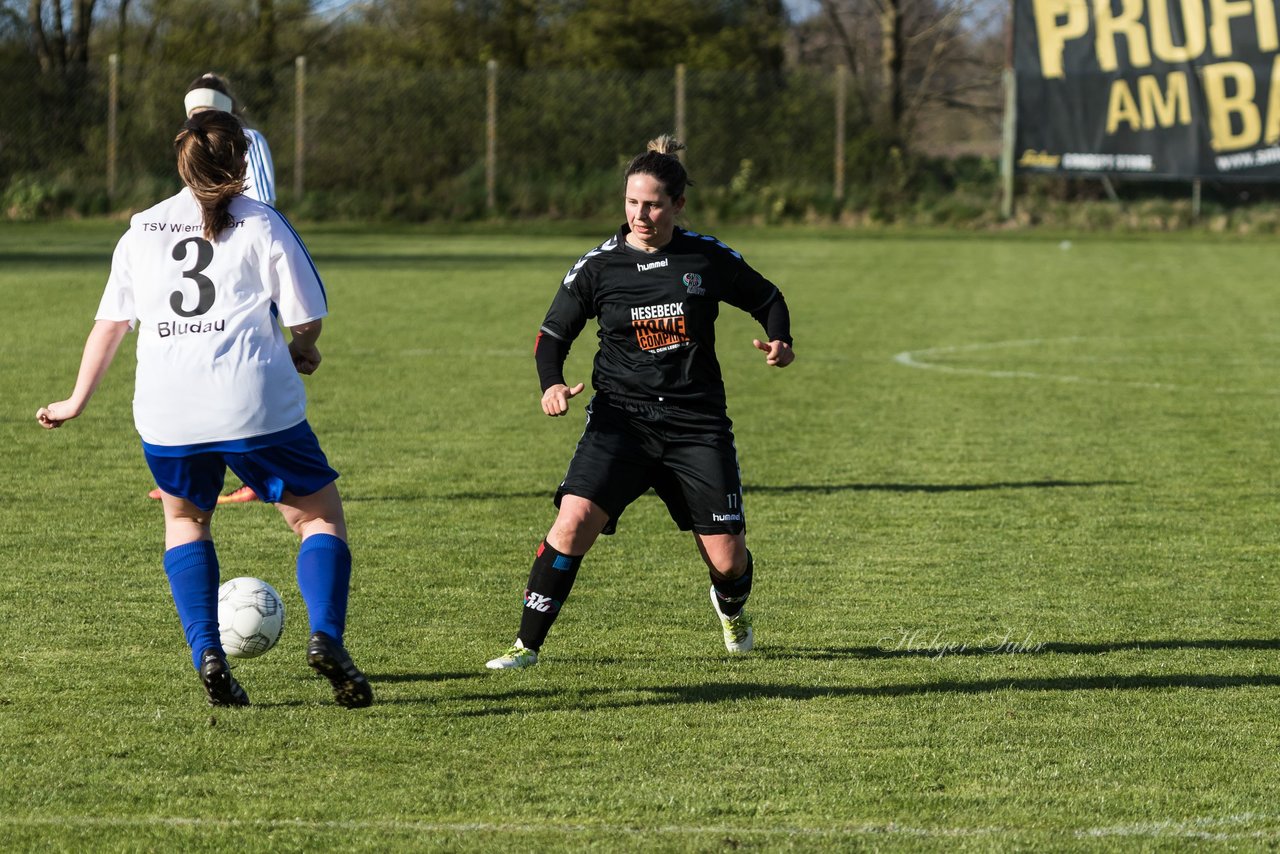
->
[[96, 188, 324, 449], [242, 127, 276, 207], [39, 109, 371, 709]]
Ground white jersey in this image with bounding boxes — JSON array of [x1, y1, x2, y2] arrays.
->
[[243, 128, 276, 207], [96, 188, 327, 448]]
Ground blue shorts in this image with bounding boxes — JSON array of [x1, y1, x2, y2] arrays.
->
[[143, 421, 339, 511]]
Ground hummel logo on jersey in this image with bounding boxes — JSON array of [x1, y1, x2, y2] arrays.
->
[[637, 258, 669, 272], [524, 591, 560, 613]]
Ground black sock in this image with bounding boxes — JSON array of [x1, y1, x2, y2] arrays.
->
[[516, 540, 582, 651], [710, 551, 753, 618]]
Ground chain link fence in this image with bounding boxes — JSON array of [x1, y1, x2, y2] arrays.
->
[[1, 58, 995, 221]]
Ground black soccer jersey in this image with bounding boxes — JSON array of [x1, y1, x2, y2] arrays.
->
[[539, 225, 784, 411]]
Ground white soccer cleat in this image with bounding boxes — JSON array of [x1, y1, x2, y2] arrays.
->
[[485, 639, 539, 670], [709, 586, 754, 653]]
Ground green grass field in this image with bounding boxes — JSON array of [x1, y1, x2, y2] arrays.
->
[[5, 219, 1280, 850]]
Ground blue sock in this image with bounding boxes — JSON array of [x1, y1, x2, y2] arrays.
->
[[296, 533, 352, 644], [164, 540, 222, 671]]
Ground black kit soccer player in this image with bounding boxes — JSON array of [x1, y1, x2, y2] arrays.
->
[[486, 134, 795, 670]]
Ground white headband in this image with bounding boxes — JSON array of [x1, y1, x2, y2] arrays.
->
[[184, 88, 234, 117]]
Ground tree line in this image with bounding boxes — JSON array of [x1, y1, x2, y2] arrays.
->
[[2, 0, 1006, 221]]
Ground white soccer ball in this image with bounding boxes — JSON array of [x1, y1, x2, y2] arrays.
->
[[217, 576, 285, 659]]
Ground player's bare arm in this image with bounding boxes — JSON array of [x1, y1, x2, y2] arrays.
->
[[753, 338, 795, 368], [541, 382, 585, 416], [289, 320, 323, 375], [37, 319, 131, 429]]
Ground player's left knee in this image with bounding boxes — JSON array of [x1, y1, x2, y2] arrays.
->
[[708, 544, 750, 578]]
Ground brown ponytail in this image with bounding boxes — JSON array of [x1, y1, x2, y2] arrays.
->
[[173, 110, 248, 241]]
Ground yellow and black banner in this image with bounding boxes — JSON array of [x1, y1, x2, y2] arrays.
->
[[1015, 0, 1280, 178]]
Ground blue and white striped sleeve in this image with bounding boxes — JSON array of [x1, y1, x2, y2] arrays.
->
[[243, 128, 277, 207]]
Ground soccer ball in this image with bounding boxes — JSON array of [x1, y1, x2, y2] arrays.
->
[[217, 577, 285, 658]]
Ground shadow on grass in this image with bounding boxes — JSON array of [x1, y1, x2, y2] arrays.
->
[[778, 638, 1280, 660], [263, 671, 480, 707], [367, 671, 485, 684], [387, 479, 1131, 503], [452, 672, 1280, 716], [748, 479, 1131, 494]]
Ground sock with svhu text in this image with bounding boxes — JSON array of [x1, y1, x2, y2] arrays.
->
[[516, 540, 582, 651]]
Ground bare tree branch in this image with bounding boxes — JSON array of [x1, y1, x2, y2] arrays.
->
[[820, 0, 871, 118], [807, 0, 1003, 149], [27, 0, 97, 72], [819, 0, 858, 74], [27, 0, 53, 70], [70, 0, 95, 65]]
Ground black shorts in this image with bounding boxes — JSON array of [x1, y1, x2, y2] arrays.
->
[[555, 396, 745, 536]]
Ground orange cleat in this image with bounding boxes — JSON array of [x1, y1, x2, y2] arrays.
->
[[218, 485, 259, 504], [148, 486, 259, 503]]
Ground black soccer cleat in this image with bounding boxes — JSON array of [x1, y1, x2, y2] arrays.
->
[[306, 631, 373, 708], [199, 648, 250, 707]]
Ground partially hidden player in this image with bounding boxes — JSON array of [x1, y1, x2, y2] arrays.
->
[[37, 110, 372, 708], [486, 134, 795, 670], [186, 72, 276, 207]]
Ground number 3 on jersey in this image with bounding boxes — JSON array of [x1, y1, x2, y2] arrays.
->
[[170, 237, 215, 317]]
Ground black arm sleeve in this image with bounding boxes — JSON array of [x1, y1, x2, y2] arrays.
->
[[535, 330, 572, 392], [750, 293, 792, 346]]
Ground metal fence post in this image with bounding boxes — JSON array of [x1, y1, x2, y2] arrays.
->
[[487, 59, 498, 213], [107, 53, 119, 202], [1000, 66, 1016, 220], [294, 55, 306, 202], [674, 63, 686, 157], [834, 64, 847, 203]]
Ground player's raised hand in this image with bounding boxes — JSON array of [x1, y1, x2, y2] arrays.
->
[[36, 399, 81, 429], [542, 382, 585, 416], [753, 338, 794, 368]]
